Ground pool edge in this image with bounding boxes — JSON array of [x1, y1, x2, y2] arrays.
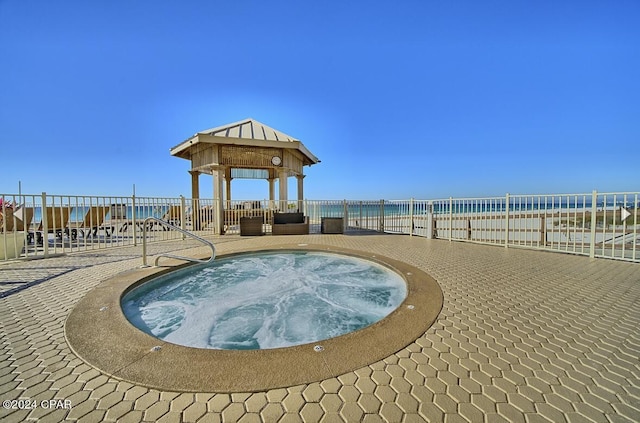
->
[[64, 244, 444, 393]]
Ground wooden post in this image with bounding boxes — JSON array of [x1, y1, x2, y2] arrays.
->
[[214, 168, 224, 234], [190, 171, 200, 230], [268, 177, 275, 210], [278, 170, 288, 212], [225, 174, 232, 211], [297, 175, 305, 214]]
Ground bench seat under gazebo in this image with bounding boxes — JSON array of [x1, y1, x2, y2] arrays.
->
[[272, 212, 309, 235]]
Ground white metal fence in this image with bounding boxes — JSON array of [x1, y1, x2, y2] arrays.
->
[[429, 192, 639, 262], [1, 191, 638, 262], [0, 193, 218, 260]]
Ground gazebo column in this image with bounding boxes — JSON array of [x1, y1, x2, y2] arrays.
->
[[297, 174, 305, 213], [278, 170, 288, 211], [213, 168, 225, 234], [268, 178, 276, 209], [225, 178, 231, 209], [224, 167, 233, 209], [190, 170, 200, 230]]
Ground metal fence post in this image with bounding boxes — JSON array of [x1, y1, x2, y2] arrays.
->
[[428, 201, 435, 239], [343, 200, 348, 232], [180, 195, 186, 239], [132, 194, 137, 246], [409, 198, 414, 236], [379, 200, 385, 233], [0, 195, 5, 260], [449, 197, 453, 241], [215, 198, 222, 235], [589, 190, 597, 259], [142, 220, 148, 266], [41, 192, 49, 257], [505, 193, 510, 248]]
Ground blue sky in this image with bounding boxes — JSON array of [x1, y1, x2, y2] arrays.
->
[[0, 1, 638, 200]]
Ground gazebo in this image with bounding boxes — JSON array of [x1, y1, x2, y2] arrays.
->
[[170, 118, 320, 233]]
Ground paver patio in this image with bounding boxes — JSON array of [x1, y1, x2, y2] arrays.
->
[[1, 234, 638, 422]]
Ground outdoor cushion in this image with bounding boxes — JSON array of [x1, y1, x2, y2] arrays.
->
[[273, 212, 304, 225]]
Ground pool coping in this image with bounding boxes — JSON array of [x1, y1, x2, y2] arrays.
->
[[64, 244, 443, 393]]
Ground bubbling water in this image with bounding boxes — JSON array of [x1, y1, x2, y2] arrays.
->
[[122, 251, 407, 350]]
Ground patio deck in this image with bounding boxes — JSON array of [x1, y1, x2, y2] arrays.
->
[[0, 234, 638, 422]]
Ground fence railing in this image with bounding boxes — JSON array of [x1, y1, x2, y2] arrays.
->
[[429, 192, 639, 261], [0, 193, 218, 260], [1, 191, 638, 262]]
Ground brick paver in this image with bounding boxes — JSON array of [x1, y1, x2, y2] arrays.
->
[[0, 235, 639, 422]]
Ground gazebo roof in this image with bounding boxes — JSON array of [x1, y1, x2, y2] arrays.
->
[[170, 118, 319, 165], [199, 118, 299, 142]]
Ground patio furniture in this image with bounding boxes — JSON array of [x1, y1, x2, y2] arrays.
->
[[224, 208, 271, 227], [35, 207, 71, 245], [125, 205, 182, 233], [198, 206, 217, 229], [321, 217, 344, 234], [110, 204, 127, 219], [240, 216, 264, 236], [67, 206, 111, 239], [163, 205, 182, 226], [272, 212, 309, 235]]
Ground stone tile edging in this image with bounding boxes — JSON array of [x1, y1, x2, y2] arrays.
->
[[64, 244, 443, 392]]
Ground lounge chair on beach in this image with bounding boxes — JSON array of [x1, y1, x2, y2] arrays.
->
[[34, 207, 71, 245], [67, 206, 111, 240]]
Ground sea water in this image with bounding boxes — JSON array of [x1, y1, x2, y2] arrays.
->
[[122, 251, 407, 350]]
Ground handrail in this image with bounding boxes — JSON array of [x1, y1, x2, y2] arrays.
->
[[141, 217, 215, 267]]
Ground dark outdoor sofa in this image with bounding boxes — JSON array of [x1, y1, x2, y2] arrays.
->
[[272, 212, 309, 235]]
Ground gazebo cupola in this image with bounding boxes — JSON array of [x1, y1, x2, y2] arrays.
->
[[170, 118, 320, 231]]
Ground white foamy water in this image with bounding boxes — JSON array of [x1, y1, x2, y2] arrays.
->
[[122, 251, 407, 350]]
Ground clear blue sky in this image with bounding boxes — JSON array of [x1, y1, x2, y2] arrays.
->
[[1, 1, 638, 200]]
